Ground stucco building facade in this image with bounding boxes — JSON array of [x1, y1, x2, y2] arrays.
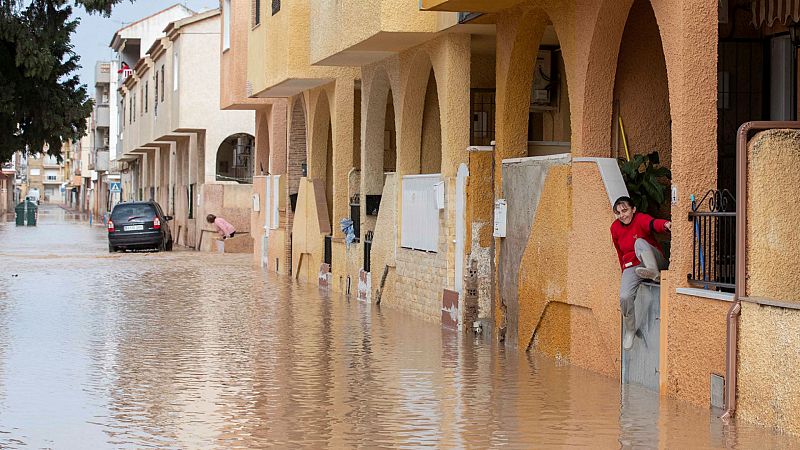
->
[[116, 9, 255, 251], [228, 0, 800, 435]]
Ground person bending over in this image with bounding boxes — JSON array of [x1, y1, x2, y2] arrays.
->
[[207, 214, 236, 240], [610, 196, 671, 350]]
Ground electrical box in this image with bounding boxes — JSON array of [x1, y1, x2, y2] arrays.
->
[[433, 181, 445, 210], [531, 50, 552, 106], [493, 199, 507, 238]]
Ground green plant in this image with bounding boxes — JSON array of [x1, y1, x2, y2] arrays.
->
[[617, 151, 672, 216]]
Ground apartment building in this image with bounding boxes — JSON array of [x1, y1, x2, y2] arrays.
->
[[117, 8, 255, 250], [228, 0, 800, 435]]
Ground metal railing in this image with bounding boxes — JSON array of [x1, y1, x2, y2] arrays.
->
[[349, 194, 360, 242], [688, 189, 736, 290], [324, 235, 332, 266]]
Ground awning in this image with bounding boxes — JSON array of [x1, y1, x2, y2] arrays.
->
[[751, 0, 800, 27]]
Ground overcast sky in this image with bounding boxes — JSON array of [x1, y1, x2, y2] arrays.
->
[[72, 0, 218, 94]]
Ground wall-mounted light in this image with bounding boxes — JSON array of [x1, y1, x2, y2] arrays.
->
[[790, 20, 800, 47]]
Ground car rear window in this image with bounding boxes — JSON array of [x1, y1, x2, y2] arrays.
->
[[111, 204, 156, 222]]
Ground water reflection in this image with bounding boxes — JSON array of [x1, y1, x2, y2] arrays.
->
[[0, 205, 797, 448]]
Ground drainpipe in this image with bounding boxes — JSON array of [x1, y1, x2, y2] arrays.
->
[[722, 120, 800, 420]]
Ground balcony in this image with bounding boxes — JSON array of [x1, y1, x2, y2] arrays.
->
[[95, 61, 111, 85], [309, 0, 449, 66], [419, 0, 522, 11], [247, 0, 355, 97], [42, 156, 60, 168], [95, 104, 111, 128]]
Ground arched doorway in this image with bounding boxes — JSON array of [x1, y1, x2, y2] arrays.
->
[[613, 0, 671, 217], [216, 133, 255, 184]]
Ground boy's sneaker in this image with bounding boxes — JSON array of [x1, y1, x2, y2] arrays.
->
[[635, 266, 660, 282]]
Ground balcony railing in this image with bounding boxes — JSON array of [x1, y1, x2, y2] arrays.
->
[[688, 189, 736, 291]]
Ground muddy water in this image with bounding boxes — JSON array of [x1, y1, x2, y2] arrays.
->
[[0, 204, 797, 448]]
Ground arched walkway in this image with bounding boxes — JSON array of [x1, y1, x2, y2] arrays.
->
[[215, 133, 255, 184]]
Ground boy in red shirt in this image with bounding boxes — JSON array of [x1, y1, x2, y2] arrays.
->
[[610, 196, 671, 350]]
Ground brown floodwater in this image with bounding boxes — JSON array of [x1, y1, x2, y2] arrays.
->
[[0, 204, 797, 448]]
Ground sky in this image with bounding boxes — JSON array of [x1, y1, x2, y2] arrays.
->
[[71, 0, 218, 94]]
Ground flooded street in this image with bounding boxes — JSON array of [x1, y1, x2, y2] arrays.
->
[[0, 204, 796, 448]]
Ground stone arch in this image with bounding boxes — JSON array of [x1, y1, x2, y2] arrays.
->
[[254, 108, 270, 176], [399, 51, 443, 176], [580, 0, 679, 155], [288, 97, 307, 208], [310, 90, 335, 228], [613, 0, 672, 170], [215, 133, 254, 184], [494, 6, 579, 181], [363, 66, 399, 197]]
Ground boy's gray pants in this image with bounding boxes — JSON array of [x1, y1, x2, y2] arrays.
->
[[620, 239, 668, 323]]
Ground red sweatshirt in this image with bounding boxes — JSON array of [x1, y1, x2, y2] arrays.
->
[[610, 212, 667, 271]]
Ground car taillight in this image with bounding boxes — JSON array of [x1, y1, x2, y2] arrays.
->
[[153, 216, 161, 230], [107, 220, 115, 232]]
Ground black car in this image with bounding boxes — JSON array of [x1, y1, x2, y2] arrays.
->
[[108, 201, 174, 252]]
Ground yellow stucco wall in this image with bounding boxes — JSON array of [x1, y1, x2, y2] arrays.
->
[[291, 178, 330, 283], [747, 130, 800, 302], [737, 129, 800, 436], [518, 165, 571, 354], [739, 302, 800, 436], [309, 0, 443, 65], [662, 287, 728, 406], [564, 163, 621, 378], [246, 0, 355, 96]]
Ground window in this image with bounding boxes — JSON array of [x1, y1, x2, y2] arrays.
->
[[188, 183, 195, 219], [160, 66, 165, 101], [272, 0, 280, 15], [101, 88, 109, 104], [223, 0, 231, 50], [173, 51, 179, 91], [254, 0, 261, 26], [154, 72, 159, 116], [144, 81, 148, 114], [30, 168, 40, 176], [121, 98, 125, 129]]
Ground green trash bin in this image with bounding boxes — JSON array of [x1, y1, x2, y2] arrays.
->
[[15, 202, 25, 226], [25, 200, 37, 226]]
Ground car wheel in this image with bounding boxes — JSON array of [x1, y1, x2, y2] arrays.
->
[[108, 243, 116, 253], [158, 240, 166, 252]]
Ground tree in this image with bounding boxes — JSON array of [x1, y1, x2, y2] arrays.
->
[[0, 0, 128, 163]]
